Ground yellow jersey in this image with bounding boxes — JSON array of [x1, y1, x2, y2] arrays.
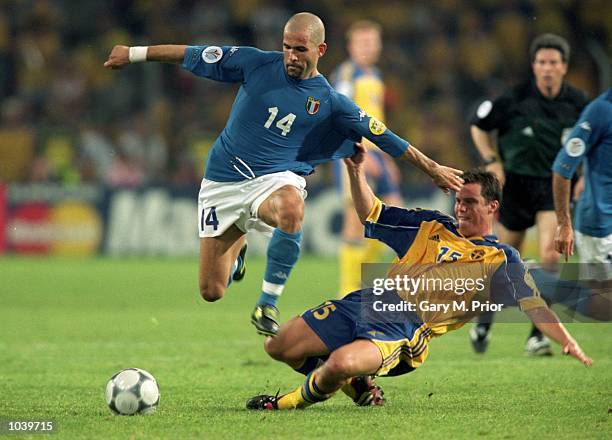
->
[[365, 198, 546, 338]]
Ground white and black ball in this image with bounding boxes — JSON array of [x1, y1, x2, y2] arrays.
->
[[105, 368, 160, 415]]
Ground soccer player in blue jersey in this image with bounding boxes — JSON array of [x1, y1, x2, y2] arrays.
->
[[552, 88, 612, 320], [104, 12, 463, 336], [245, 144, 592, 410]]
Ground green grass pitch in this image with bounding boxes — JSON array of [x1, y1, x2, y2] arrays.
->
[[0, 256, 610, 439]]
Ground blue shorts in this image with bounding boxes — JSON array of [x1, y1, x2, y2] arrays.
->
[[333, 150, 400, 197], [301, 289, 431, 376]]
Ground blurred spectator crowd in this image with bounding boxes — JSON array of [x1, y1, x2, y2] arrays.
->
[[0, 0, 609, 190]]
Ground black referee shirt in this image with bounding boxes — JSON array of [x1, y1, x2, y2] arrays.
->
[[471, 80, 587, 177]]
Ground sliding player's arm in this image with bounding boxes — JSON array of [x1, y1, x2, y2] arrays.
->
[[524, 306, 592, 366], [345, 143, 457, 259], [344, 143, 376, 223], [499, 247, 592, 366]]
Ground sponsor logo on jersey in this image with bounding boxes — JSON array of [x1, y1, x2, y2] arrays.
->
[[202, 46, 223, 63], [579, 121, 591, 131], [428, 234, 440, 242], [521, 126, 534, 137], [476, 100, 493, 119], [228, 46, 239, 56], [565, 137, 586, 157], [305, 96, 320, 115], [368, 117, 386, 135], [358, 109, 367, 121]]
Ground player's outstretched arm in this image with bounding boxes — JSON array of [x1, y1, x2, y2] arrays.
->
[[399, 145, 463, 193], [104, 45, 188, 69], [524, 306, 593, 366], [344, 143, 376, 223]]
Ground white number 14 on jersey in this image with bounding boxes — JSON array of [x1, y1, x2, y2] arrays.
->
[[264, 107, 296, 136]]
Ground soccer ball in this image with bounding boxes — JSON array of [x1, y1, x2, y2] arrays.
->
[[105, 368, 160, 415]]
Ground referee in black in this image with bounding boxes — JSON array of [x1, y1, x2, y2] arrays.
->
[[468, 34, 588, 356]]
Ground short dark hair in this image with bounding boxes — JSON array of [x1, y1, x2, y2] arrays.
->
[[530, 33, 570, 63], [462, 169, 502, 203]]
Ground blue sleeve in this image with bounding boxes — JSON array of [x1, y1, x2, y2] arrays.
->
[[490, 245, 545, 310], [552, 99, 604, 179], [182, 45, 276, 83], [369, 202, 455, 229], [331, 92, 408, 157]]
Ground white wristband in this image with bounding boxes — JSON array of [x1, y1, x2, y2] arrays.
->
[[128, 46, 148, 63]]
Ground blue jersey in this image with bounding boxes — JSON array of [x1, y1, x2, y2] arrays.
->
[[552, 88, 612, 237], [182, 46, 409, 182]]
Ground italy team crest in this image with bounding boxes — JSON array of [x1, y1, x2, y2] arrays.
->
[[306, 96, 320, 115]]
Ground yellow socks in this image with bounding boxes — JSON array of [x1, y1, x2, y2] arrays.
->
[[277, 372, 334, 409], [338, 243, 366, 297]]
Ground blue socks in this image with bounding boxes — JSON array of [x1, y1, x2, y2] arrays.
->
[[258, 228, 303, 307]]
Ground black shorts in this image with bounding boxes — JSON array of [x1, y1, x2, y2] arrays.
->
[[499, 171, 554, 232]]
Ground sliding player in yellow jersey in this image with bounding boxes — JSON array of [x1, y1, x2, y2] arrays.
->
[[246, 144, 592, 410], [331, 20, 404, 296]]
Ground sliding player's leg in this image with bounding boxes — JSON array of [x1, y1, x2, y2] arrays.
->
[[280, 339, 382, 410], [264, 316, 329, 371], [248, 339, 383, 410], [249, 292, 388, 410]]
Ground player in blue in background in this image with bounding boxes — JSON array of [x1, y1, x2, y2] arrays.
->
[[552, 88, 612, 320], [104, 12, 463, 336]]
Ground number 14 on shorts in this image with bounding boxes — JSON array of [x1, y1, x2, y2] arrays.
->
[[200, 207, 219, 232]]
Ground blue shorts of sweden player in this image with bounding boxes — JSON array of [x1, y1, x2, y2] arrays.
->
[[301, 289, 429, 376]]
